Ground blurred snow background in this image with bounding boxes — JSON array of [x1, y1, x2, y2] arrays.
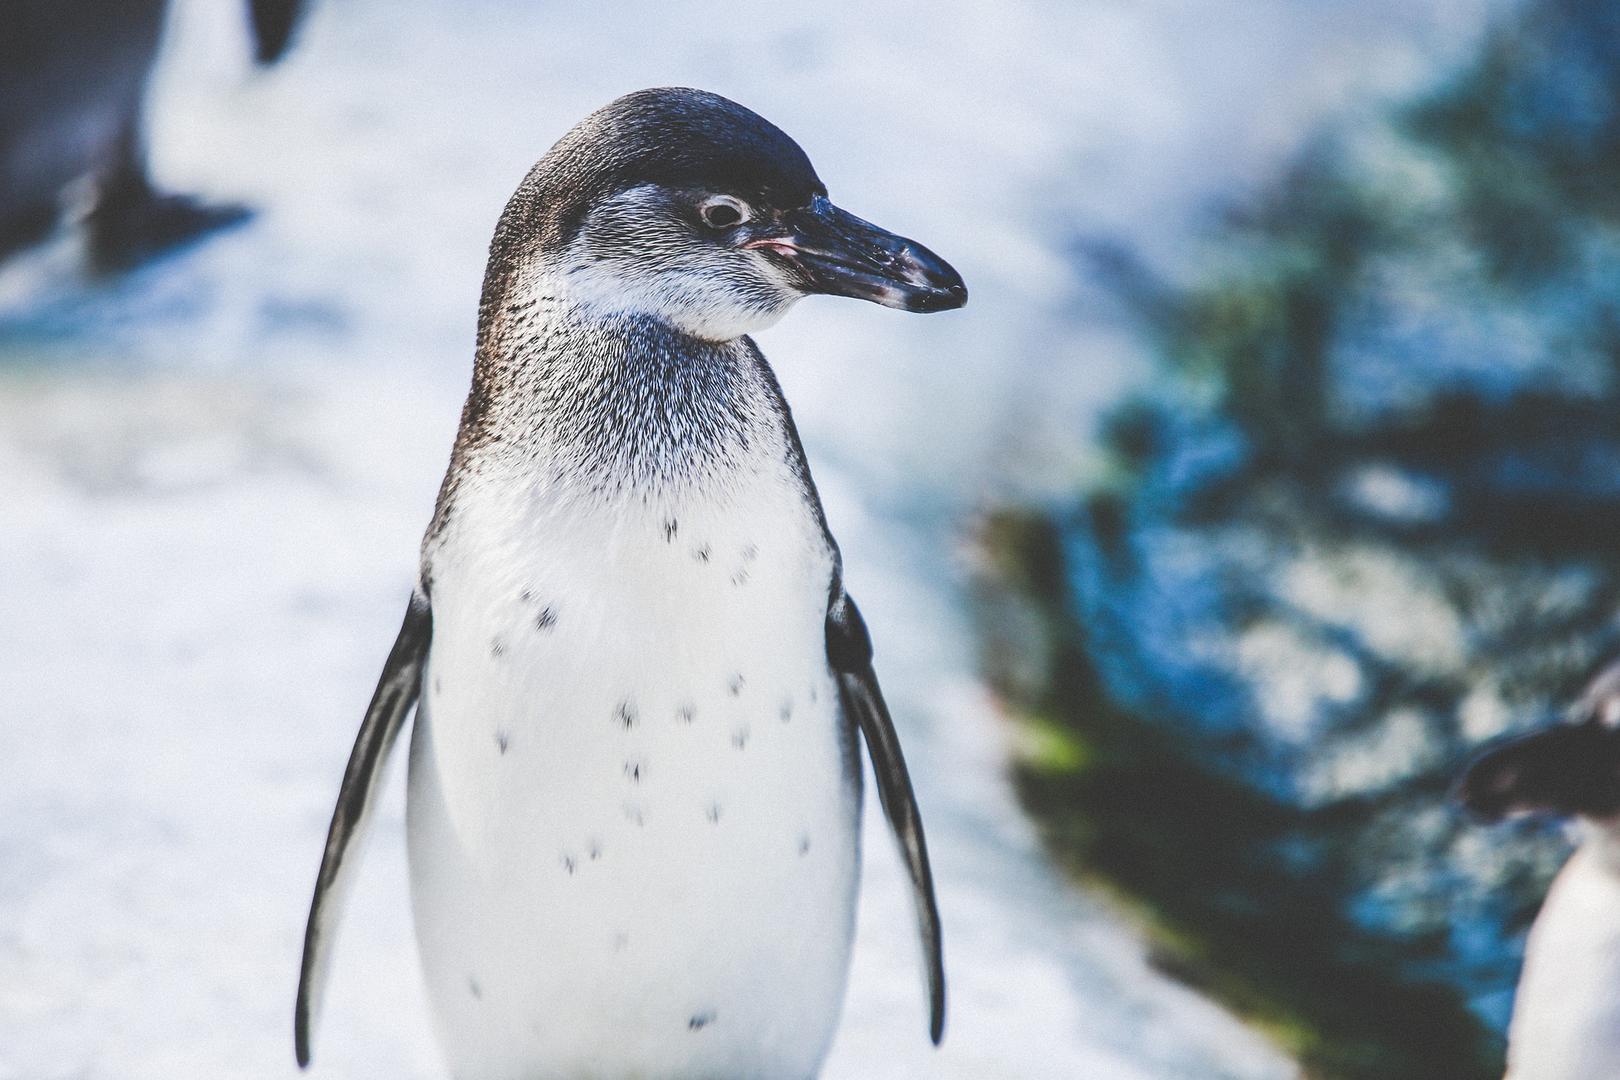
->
[[0, 1, 1498, 1076]]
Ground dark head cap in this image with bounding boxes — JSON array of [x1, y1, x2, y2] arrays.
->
[[481, 88, 964, 342], [500, 88, 825, 253]]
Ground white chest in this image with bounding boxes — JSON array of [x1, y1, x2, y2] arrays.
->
[[1508, 845, 1620, 1080], [404, 462, 861, 1079]]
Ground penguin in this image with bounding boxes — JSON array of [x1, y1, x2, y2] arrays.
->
[[295, 88, 965, 1078], [0, 0, 308, 269], [1457, 660, 1620, 1080]]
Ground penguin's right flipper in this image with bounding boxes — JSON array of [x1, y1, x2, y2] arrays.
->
[[294, 593, 431, 1068]]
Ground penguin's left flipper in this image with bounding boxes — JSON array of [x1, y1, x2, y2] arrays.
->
[[827, 588, 946, 1045], [294, 593, 432, 1069]]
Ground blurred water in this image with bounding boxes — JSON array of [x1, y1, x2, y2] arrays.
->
[[0, 1, 1496, 1076]]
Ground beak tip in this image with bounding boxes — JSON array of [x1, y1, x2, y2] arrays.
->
[[908, 280, 968, 313]]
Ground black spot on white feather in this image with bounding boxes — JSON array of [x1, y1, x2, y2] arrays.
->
[[589, 839, 603, 861], [664, 518, 679, 542], [434, 677, 442, 696], [741, 543, 758, 562], [731, 726, 750, 750], [779, 699, 793, 723], [535, 606, 557, 631], [560, 854, 576, 875], [624, 760, 643, 783], [799, 835, 811, 856], [616, 700, 638, 729], [623, 802, 645, 827], [728, 674, 745, 697], [468, 976, 482, 1000], [808, 685, 819, 705], [677, 703, 696, 725], [730, 567, 750, 587], [706, 803, 722, 824], [519, 588, 534, 604], [694, 543, 711, 564], [490, 636, 507, 659], [495, 730, 510, 755], [689, 1011, 716, 1031]]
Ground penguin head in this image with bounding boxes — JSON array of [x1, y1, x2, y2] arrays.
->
[[493, 88, 967, 341], [1456, 660, 1620, 825]]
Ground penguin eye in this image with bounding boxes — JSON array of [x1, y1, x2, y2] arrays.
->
[[699, 197, 748, 231]]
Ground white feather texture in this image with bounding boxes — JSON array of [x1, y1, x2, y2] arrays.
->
[[406, 368, 860, 1078], [562, 185, 803, 343], [1505, 827, 1620, 1080]]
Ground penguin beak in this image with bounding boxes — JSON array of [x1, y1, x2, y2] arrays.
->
[[747, 196, 967, 313]]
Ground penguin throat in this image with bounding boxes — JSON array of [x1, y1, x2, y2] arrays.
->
[[466, 291, 780, 498]]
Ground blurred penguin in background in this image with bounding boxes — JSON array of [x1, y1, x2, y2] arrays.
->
[[0, 0, 307, 270], [1457, 660, 1620, 1080]]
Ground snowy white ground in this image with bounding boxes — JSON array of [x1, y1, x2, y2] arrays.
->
[[0, 1, 1494, 1076]]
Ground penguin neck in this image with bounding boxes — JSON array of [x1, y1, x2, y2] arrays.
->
[[477, 267, 736, 368], [459, 268, 782, 497]]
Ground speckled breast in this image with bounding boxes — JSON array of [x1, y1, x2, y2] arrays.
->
[[404, 454, 861, 1080]]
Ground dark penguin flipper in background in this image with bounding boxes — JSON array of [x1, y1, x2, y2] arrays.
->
[[89, 0, 309, 267], [249, 0, 309, 65], [1455, 658, 1620, 824], [0, 0, 167, 264], [0, 0, 306, 270], [89, 0, 308, 267], [295, 594, 431, 1069], [827, 588, 946, 1045], [84, 134, 252, 273], [1456, 718, 1620, 824]]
